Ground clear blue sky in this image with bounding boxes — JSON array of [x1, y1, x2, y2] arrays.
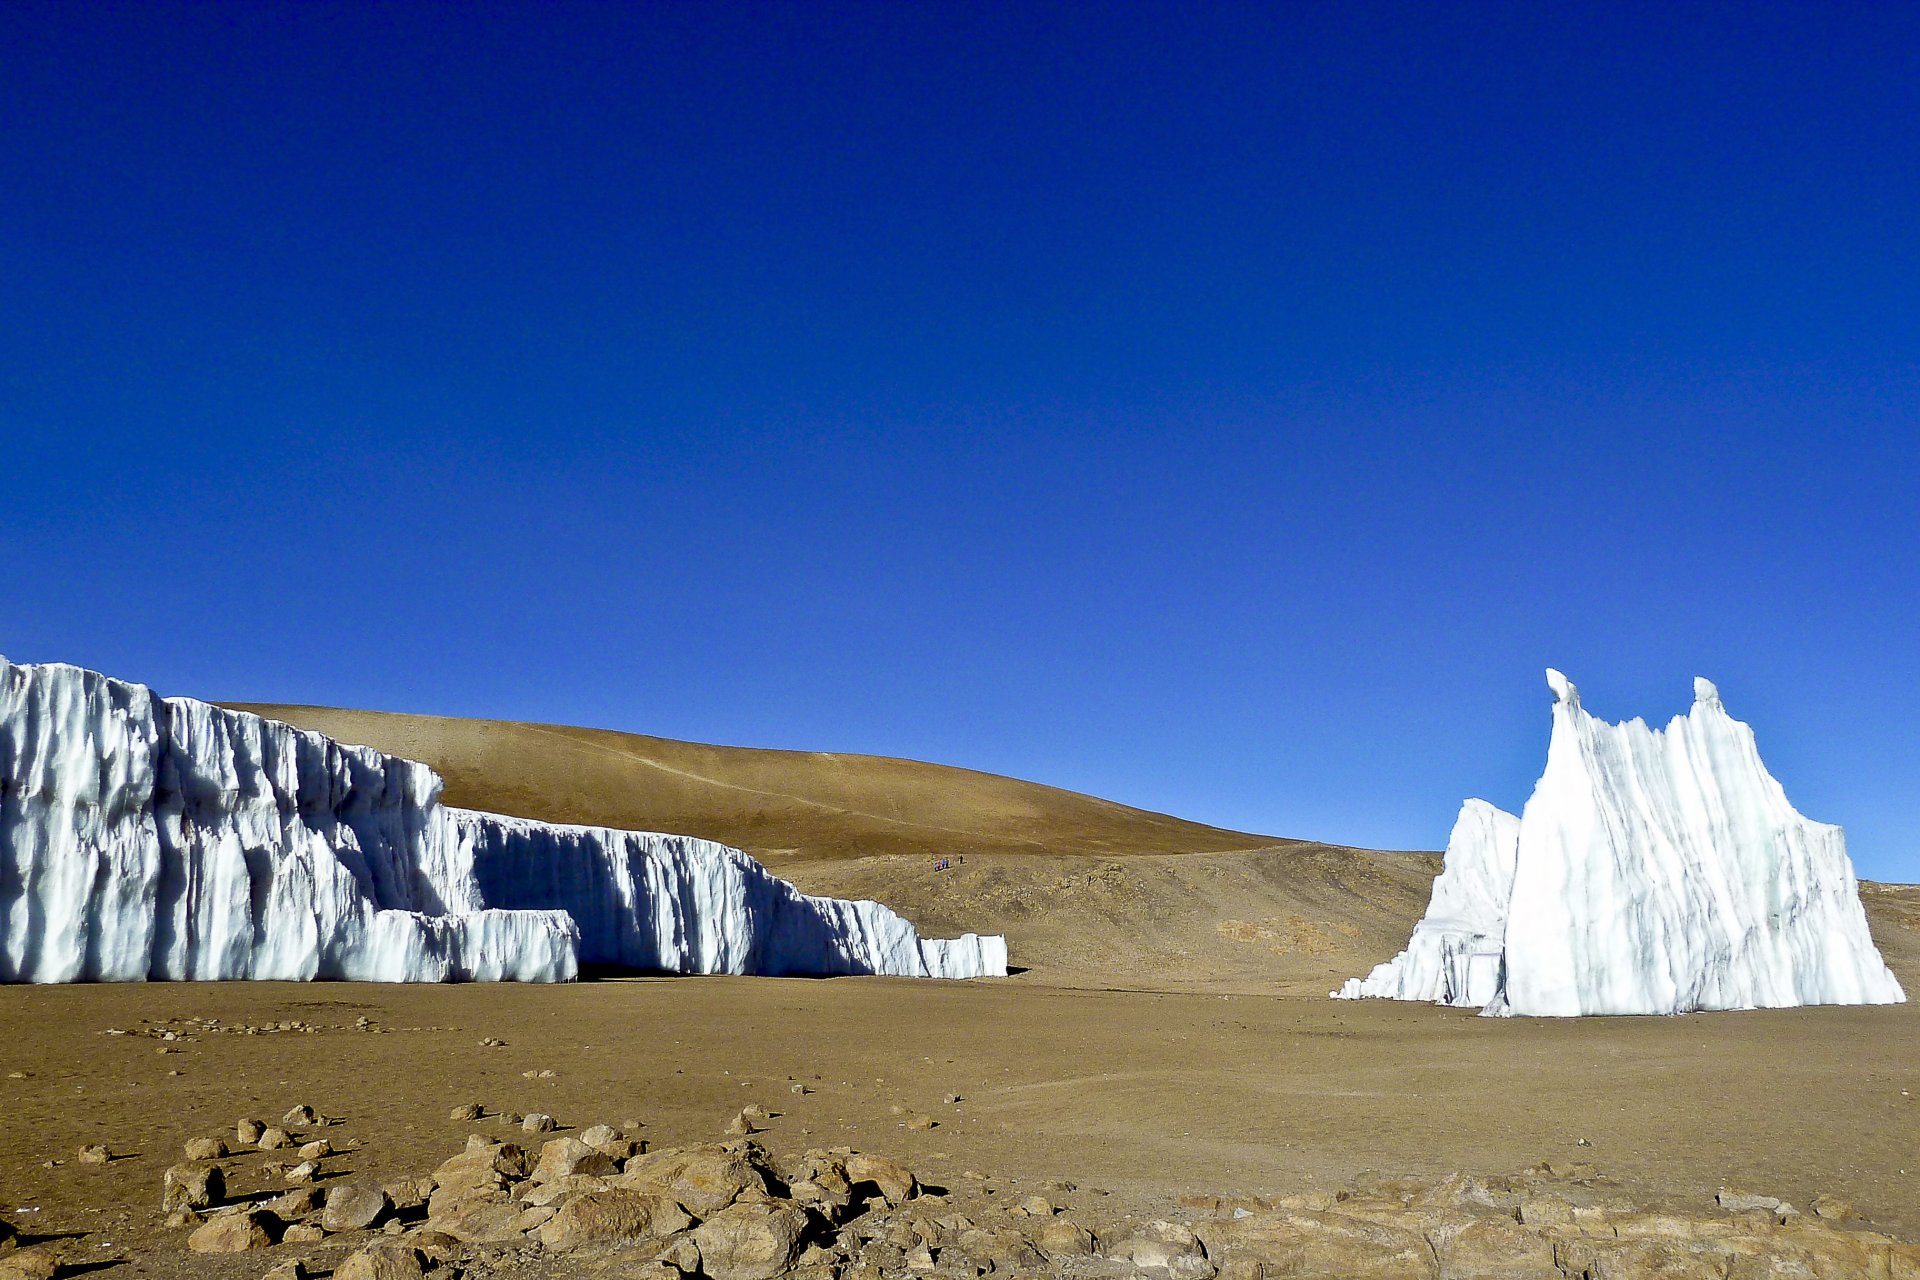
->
[[3, 3, 1916, 879]]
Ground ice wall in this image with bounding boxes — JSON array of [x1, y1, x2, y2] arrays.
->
[[1334, 799, 1518, 1007], [1337, 672, 1904, 1016], [0, 657, 1006, 983]]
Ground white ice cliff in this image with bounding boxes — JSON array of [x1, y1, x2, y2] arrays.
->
[[0, 657, 1007, 983], [1334, 799, 1518, 1007], [1336, 671, 1903, 1016]]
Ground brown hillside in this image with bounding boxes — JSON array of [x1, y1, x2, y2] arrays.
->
[[223, 704, 1299, 866]]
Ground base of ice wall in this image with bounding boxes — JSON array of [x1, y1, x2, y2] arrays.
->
[[0, 656, 1006, 984]]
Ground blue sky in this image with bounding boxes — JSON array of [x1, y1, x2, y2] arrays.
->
[[3, 2, 1916, 878]]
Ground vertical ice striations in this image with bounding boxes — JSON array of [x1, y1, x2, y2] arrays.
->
[[451, 812, 1007, 979], [1333, 799, 1519, 1007], [1337, 671, 1903, 1016], [0, 659, 576, 983], [0, 657, 1007, 983]]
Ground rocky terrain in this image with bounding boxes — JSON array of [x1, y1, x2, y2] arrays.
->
[[8, 1090, 1917, 1280]]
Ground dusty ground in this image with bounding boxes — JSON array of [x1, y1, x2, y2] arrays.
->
[[3, 870, 1915, 1276]]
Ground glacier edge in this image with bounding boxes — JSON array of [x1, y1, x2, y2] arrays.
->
[[0, 656, 1007, 983]]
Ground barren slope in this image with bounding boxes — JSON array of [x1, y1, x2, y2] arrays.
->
[[225, 704, 1291, 865]]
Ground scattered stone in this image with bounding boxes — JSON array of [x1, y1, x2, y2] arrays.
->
[[1037, 1215, 1095, 1256], [846, 1152, 917, 1204], [184, 1136, 227, 1160], [297, 1138, 331, 1160], [903, 1112, 936, 1132], [478, 1037, 506, 1048], [1812, 1193, 1859, 1221], [448, 1102, 483, 1122], [237, 1118, 266, 1145], [76, 1144, 111, 1165], [692, 1200, 810, 1280], [323, 1182, 392, 1233], [258, 1127, 292, 1150], [531, 1136, 618, 1183], [269, 1186, 326, 1218], [335, 1242, 427, 1280], [262, 1261, 309, 1280], [943, 1094, 962, 1104], [284, 1160, 320, 1184], [163, 1207, 205, 1230], [1718, 1188, 1787, 1214], [282, 1221, 328, 1243], [522, 1112, 556, 1134], [537, 1189, 692, 1251], [187, 1208, 278, 1253], [282, 1105, 319, 1127], [0, 1248, 60, 1280], [162, 1161, 225, 1211]]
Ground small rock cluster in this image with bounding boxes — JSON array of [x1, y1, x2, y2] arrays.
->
[[103, 1015, 387, 1040]]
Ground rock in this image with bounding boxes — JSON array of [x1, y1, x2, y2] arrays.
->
[[522, 1112, 556, 1134], [845, 1152, 916, 1204], [1195, 1210, 1431, 1280], [163, 1208, 204, 1230], [237, 1119, 266, 1145], [943, 1094, 962, 1105], [903, 1113, 936, 1132], [692, 1201, 811, 1280], [297, 1139, 331, 1160], [188, 1208, 278, 1252], [282, 1222, 328, 1243], [323, 1183, 393, 1233], [1017, 1194, 1055, 1217], [1431, 1216, 1558, 1278], [531, 1136, 618, 1183], [537, 1189, 693, 1251], [284, 1160, 320, 1184], [619, 1144, 772, 1216], [426, 1198, 531, 1245], [163, 1161, 225, 1211], [76, 1144, 111, 1165], [1718, 1189, 1787, 1214], [1811, 1194, 1858, 1221], [268, 1185, 326, 1217], [282, 1105, 319, 1127], [258, 1127, 292, 1150], [262, 1262, 310, 1280], [724, 1110, 756, 1136], [334, 1243, 427, 1280], [1120, 1220, 1208, 1272], [0, 1248, 60, 1280], [1036, 1216, 1095, 1257], [184, 1137, 228, 1160], [578, 1122, 620, 1146], [449, 1103, 483, 1121], [384, 1178, 434, 1212]]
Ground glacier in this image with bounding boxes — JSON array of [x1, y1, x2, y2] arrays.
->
[[0, 656, 1007, 983], [1336, 671, 1904, 1017]]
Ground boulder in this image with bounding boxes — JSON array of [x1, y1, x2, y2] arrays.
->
[[323, 1183, 393, 1233], [184, 1137, 227, 1161], [258, 1127, 292, 1150], [298, 1139, 332, 1160], [268, 1186, 326, 1218], [522, 1113, 556, 1134], [1037, 1216, 1095, 1257], [692, 1201, 811, 1280], [845, 1153, 916, 1204], [162, 1161, 225, 1211], [283, 1221, 328, 1243], [619, 1144, 770, 1216], [427, 1198, 534, 1245], [0, 1248, 60, 1280], [449, 1103, 483, 1122], [334, 1243, 428, 1280], [76, 1144, 111, 1165], [282, 1105, 320, 1128], [537, 1189, 693, 1251], [187, 1209, 278, 1253], [237, 1118, 265, 1145], [532, 1137, 618, 1183], [1431, 1217, 1559, 1279]]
